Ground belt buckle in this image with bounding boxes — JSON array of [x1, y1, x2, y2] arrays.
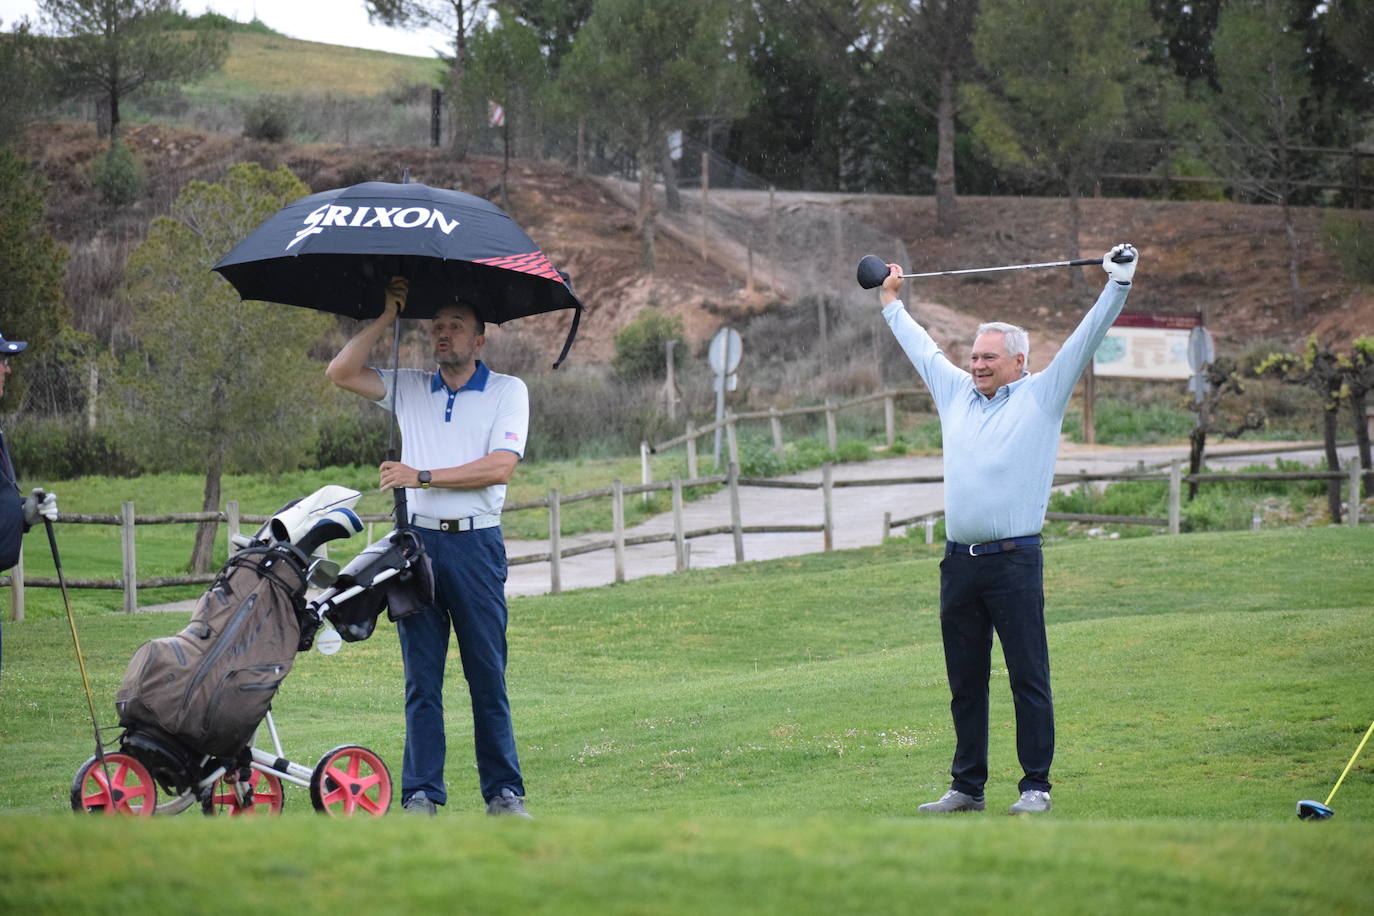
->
[[968, 542, 980, 557]]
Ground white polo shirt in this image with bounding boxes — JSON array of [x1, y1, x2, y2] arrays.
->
[[374, 361, 529, 519]]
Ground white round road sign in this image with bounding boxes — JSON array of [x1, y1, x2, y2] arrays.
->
[[1187, 327, 1215, 372], [708, 327, 743, 375]]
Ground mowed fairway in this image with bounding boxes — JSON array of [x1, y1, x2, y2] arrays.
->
[[1, 527, 1371, 913]]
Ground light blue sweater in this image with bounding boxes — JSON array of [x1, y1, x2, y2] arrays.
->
[[883, 280, 1131, 544]]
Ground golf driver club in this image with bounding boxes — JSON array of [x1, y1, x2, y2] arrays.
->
[[855, 249, 1136, 290], [1297, 719, 1374, 820]]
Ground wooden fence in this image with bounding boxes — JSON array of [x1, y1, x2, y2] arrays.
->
[[643, 388, 928, 483], [5, 456, 1364, 620]]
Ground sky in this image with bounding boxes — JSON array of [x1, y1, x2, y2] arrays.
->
[[0, 0, 448, 58]]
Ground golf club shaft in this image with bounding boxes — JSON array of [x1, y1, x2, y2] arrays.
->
[[1324, 719, 1374, 806], [900, 257, 1105, 279], [45, 513, 111, 774]]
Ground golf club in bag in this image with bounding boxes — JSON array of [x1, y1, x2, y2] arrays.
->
[[110, 486, 366, 801], [1297, 719, 1374, 820], [855, 249, 1137, 289]]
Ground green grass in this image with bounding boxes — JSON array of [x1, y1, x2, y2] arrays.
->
[[1, 528, 1371, 912], [185, 32, 444, 103], [6, 454, 706, 618]]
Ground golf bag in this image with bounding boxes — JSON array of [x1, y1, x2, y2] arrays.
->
[[309, 527, 433, 643], [114, 487, 363, 793]]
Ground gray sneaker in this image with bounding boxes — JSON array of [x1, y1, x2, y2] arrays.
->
[[402, 790, 437, 816], [1008, 790, 1051, 814], [486, 787, 533, 819], [918, 789, 986, 813]]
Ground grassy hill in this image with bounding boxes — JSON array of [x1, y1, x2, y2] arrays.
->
[[182, 31, 445, 104], [1, 527, 1370, 912]]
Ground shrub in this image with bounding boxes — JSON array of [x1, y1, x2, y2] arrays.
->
[[242, 95, 294, 143], [612, 309, 684, 379], [1321, 211, 1374, 284], [6, 415, 138, 480], [89, 140, 145, 206]]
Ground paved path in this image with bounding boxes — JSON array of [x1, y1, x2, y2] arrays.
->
[[500, 440, 1355, 597], [137, 441, 1352, 611]]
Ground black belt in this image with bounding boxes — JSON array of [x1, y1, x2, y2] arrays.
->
[[946, 535, 1042, 557]]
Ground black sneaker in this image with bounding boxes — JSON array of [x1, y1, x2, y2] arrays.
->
[[485, 787, 533, 819], [402, 790, 437, 816]]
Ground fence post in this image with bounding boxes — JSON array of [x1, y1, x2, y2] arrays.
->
[[822, 463, 834, 552], [1168, 461, 1181, 535], [672, 479, 686, 573], [726, 413, 740, 470], [728, 462, 744, 563], [924, 516, 936, 545], [770, 407, 784, 459], [121, 500, 137, 612], [548, 488, 561, 595], [686, 419, 698, 480], [10, 544, 23, 623], [612, 480, 625, 584], [640, 440, 652, 504], [882, 511, 891, 543], [226, 500, 241, 555], [884, 394, 895, 448], [825, 399, 837, 452], [1348, 458, 1361, 527]]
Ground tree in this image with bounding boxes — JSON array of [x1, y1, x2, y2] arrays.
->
[[0, 148, 71, 413], [962, 0, 1157, 294], [561, 0, 753, 271], [0, 18, 54, 147], [886, 0, 980, 235], [112, 163, 332, 573], [1204, 0, 1324, 318], [38, 0, 228, 139], [1255, 337, 1363, 523], [465, 8, 549, 200], [1328, 0, 1374, 71], [366, 0, 491, 162]]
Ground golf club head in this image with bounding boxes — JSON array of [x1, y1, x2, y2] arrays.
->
[[293, 507, 365, 555], [1296, 799, 1333, 820], [856, 254, 891, 290], [266, 485, 362, 544]]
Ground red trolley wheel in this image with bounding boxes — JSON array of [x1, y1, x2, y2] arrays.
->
[[309, 745, 392, 817], [70, 753, 157, 816], [211, 768, 286, 816]]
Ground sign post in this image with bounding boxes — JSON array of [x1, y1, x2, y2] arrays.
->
[[708, 327, 743, 468]]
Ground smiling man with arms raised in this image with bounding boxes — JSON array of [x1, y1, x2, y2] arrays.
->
[[877, 244, 1137, 815]]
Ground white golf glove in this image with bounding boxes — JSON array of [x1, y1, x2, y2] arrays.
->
[[1103, 243, 1137, 285], [22, 489, 58, 527]]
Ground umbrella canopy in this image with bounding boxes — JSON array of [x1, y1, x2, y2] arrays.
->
[[212, 180, 582, 366]]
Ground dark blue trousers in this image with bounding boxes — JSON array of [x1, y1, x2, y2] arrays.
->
[[397, 525, 523, 806], [938, 544, 1053, 796]]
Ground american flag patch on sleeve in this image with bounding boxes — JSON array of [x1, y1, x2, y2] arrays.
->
[[504, 431, 520, 441]]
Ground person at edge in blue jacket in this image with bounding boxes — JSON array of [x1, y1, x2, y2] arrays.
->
[[1, 329, 60, 678]]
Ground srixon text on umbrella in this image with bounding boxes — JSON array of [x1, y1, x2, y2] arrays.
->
[[288, 204, 462, 250]]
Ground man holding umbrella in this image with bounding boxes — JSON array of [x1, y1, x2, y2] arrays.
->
[[327, 278, 532, 819], [1, 329, 59, 676]]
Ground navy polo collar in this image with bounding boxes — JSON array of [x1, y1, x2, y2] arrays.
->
[[431, 360, 490, 394]]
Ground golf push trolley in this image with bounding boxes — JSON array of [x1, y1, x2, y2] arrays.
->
[[70, 485, 430, 818]]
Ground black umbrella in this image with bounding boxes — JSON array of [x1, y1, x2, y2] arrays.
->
[[213, 178, 583, 527], [212, 179, 583, 367]]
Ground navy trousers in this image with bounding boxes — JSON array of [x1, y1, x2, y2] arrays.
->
[[938, 543, 1053, 796], [397, 525, 523, 806]]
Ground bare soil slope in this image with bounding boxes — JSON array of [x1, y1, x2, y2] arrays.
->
[[25, 123, 1374, 366]]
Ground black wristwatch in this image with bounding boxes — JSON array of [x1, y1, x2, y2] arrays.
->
[[417, 470, 432, 489]]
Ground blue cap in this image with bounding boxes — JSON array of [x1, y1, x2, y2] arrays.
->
[[0, 331, 27, 354]]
